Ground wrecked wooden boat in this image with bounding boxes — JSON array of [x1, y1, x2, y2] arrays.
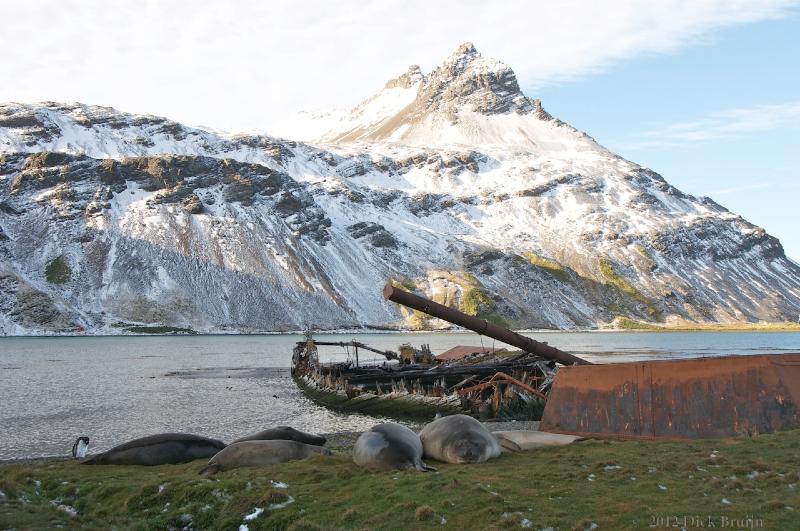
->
[[291, 335, 556, 421], [383, 282, 800, 439]]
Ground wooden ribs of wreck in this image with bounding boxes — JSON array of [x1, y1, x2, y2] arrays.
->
[[291, 338, 555, 420]]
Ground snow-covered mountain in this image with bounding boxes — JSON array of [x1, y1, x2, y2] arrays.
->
[[1, 43, 798, 335], [286, 43, 558, 147]]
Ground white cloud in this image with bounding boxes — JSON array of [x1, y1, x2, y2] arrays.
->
[[0, 0, 797, 131], [710, 182, 772, 195], [624, 101, 800, 150]]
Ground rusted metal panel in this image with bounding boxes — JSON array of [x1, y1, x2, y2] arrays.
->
[[540, 354, 800, 439]]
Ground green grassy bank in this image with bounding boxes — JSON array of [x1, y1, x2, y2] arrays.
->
[[2, 429, 799, 530], [611, 317, 800, 332]]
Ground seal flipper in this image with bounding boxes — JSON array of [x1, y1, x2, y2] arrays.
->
[[199, 463, 221, 475], [416, 461, 437, 472]]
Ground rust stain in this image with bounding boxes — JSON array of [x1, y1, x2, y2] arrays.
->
[[540, 354, 800, 440]]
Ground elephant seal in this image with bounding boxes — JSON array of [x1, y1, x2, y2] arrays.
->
[[419, 415, 501, 464], [231, 426, 326, 446], [200, 440, 332, 474], [82, 433, 225, 466], [353, 423, 436, 472]]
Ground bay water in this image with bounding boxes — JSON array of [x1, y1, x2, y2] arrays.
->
[[1, 331, 798, 460]]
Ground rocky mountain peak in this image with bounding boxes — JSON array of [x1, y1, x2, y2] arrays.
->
[[384, 65, 425, 89], [417, 43, 537, 117], [442, 42, 480, 71], [296, 43, 559, 145], [458, 41, 477, 54]]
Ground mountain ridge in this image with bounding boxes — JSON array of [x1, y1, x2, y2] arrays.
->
[[1, 43, 798, 335]]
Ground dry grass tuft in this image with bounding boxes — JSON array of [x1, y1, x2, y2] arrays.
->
[[340, 508, 359, 523], [415, 505, 434, 520]]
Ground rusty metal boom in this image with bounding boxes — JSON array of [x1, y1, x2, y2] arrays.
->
[[383, 282, 591, 366]]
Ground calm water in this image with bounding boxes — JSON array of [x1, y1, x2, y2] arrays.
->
[[1, 331, 799, 460]]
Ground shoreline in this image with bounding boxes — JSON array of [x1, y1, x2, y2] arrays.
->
[[2, 324, 799, 338]]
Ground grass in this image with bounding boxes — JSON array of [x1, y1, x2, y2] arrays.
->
[[633, 245, 657, 267], [460, 287, 493, 317], [598, 258, 659, 318], [2, 429, 799, 530], [393, 271, 508, 328], [481, 312, 511, 328], [519, 252, 665, 325], [611, 317, 800, 332], [389, 277, 439, 328], [612, 317, 666, 330], [44, 255, 71, 284], [634, 246, 651, 260], [389, 278, 417, 292], [522, 252, 570, 282], [451, 273, 506, 326]]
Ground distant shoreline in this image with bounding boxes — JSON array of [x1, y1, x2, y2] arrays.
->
[[606, 317, 800, 332], [2, 322, 800, 338]]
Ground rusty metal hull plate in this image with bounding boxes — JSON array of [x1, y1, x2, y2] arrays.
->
[[539, 354, 800, 440]]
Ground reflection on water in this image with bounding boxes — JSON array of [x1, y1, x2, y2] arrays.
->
[[0, 331, 798, 459]]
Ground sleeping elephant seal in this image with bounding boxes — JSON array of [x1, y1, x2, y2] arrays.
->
[[419, 415, 501, 464], [353, 423, 436, 472], [232, 426, 326, 446], [200, 440, 331, 474], [82, 433, 225, 466]]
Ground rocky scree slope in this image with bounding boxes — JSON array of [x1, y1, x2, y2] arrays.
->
[[0, 43, 798, 334]]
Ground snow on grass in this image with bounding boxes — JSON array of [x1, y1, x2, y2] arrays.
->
[[243, 507, 264, 521], [268, 496, 295, 510], [55, 504, 77, 517]]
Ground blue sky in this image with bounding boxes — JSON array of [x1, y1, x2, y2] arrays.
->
[[535, 14, 800, 261]]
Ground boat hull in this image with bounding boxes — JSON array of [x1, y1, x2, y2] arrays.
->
[[292, 372, 462, 420]]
